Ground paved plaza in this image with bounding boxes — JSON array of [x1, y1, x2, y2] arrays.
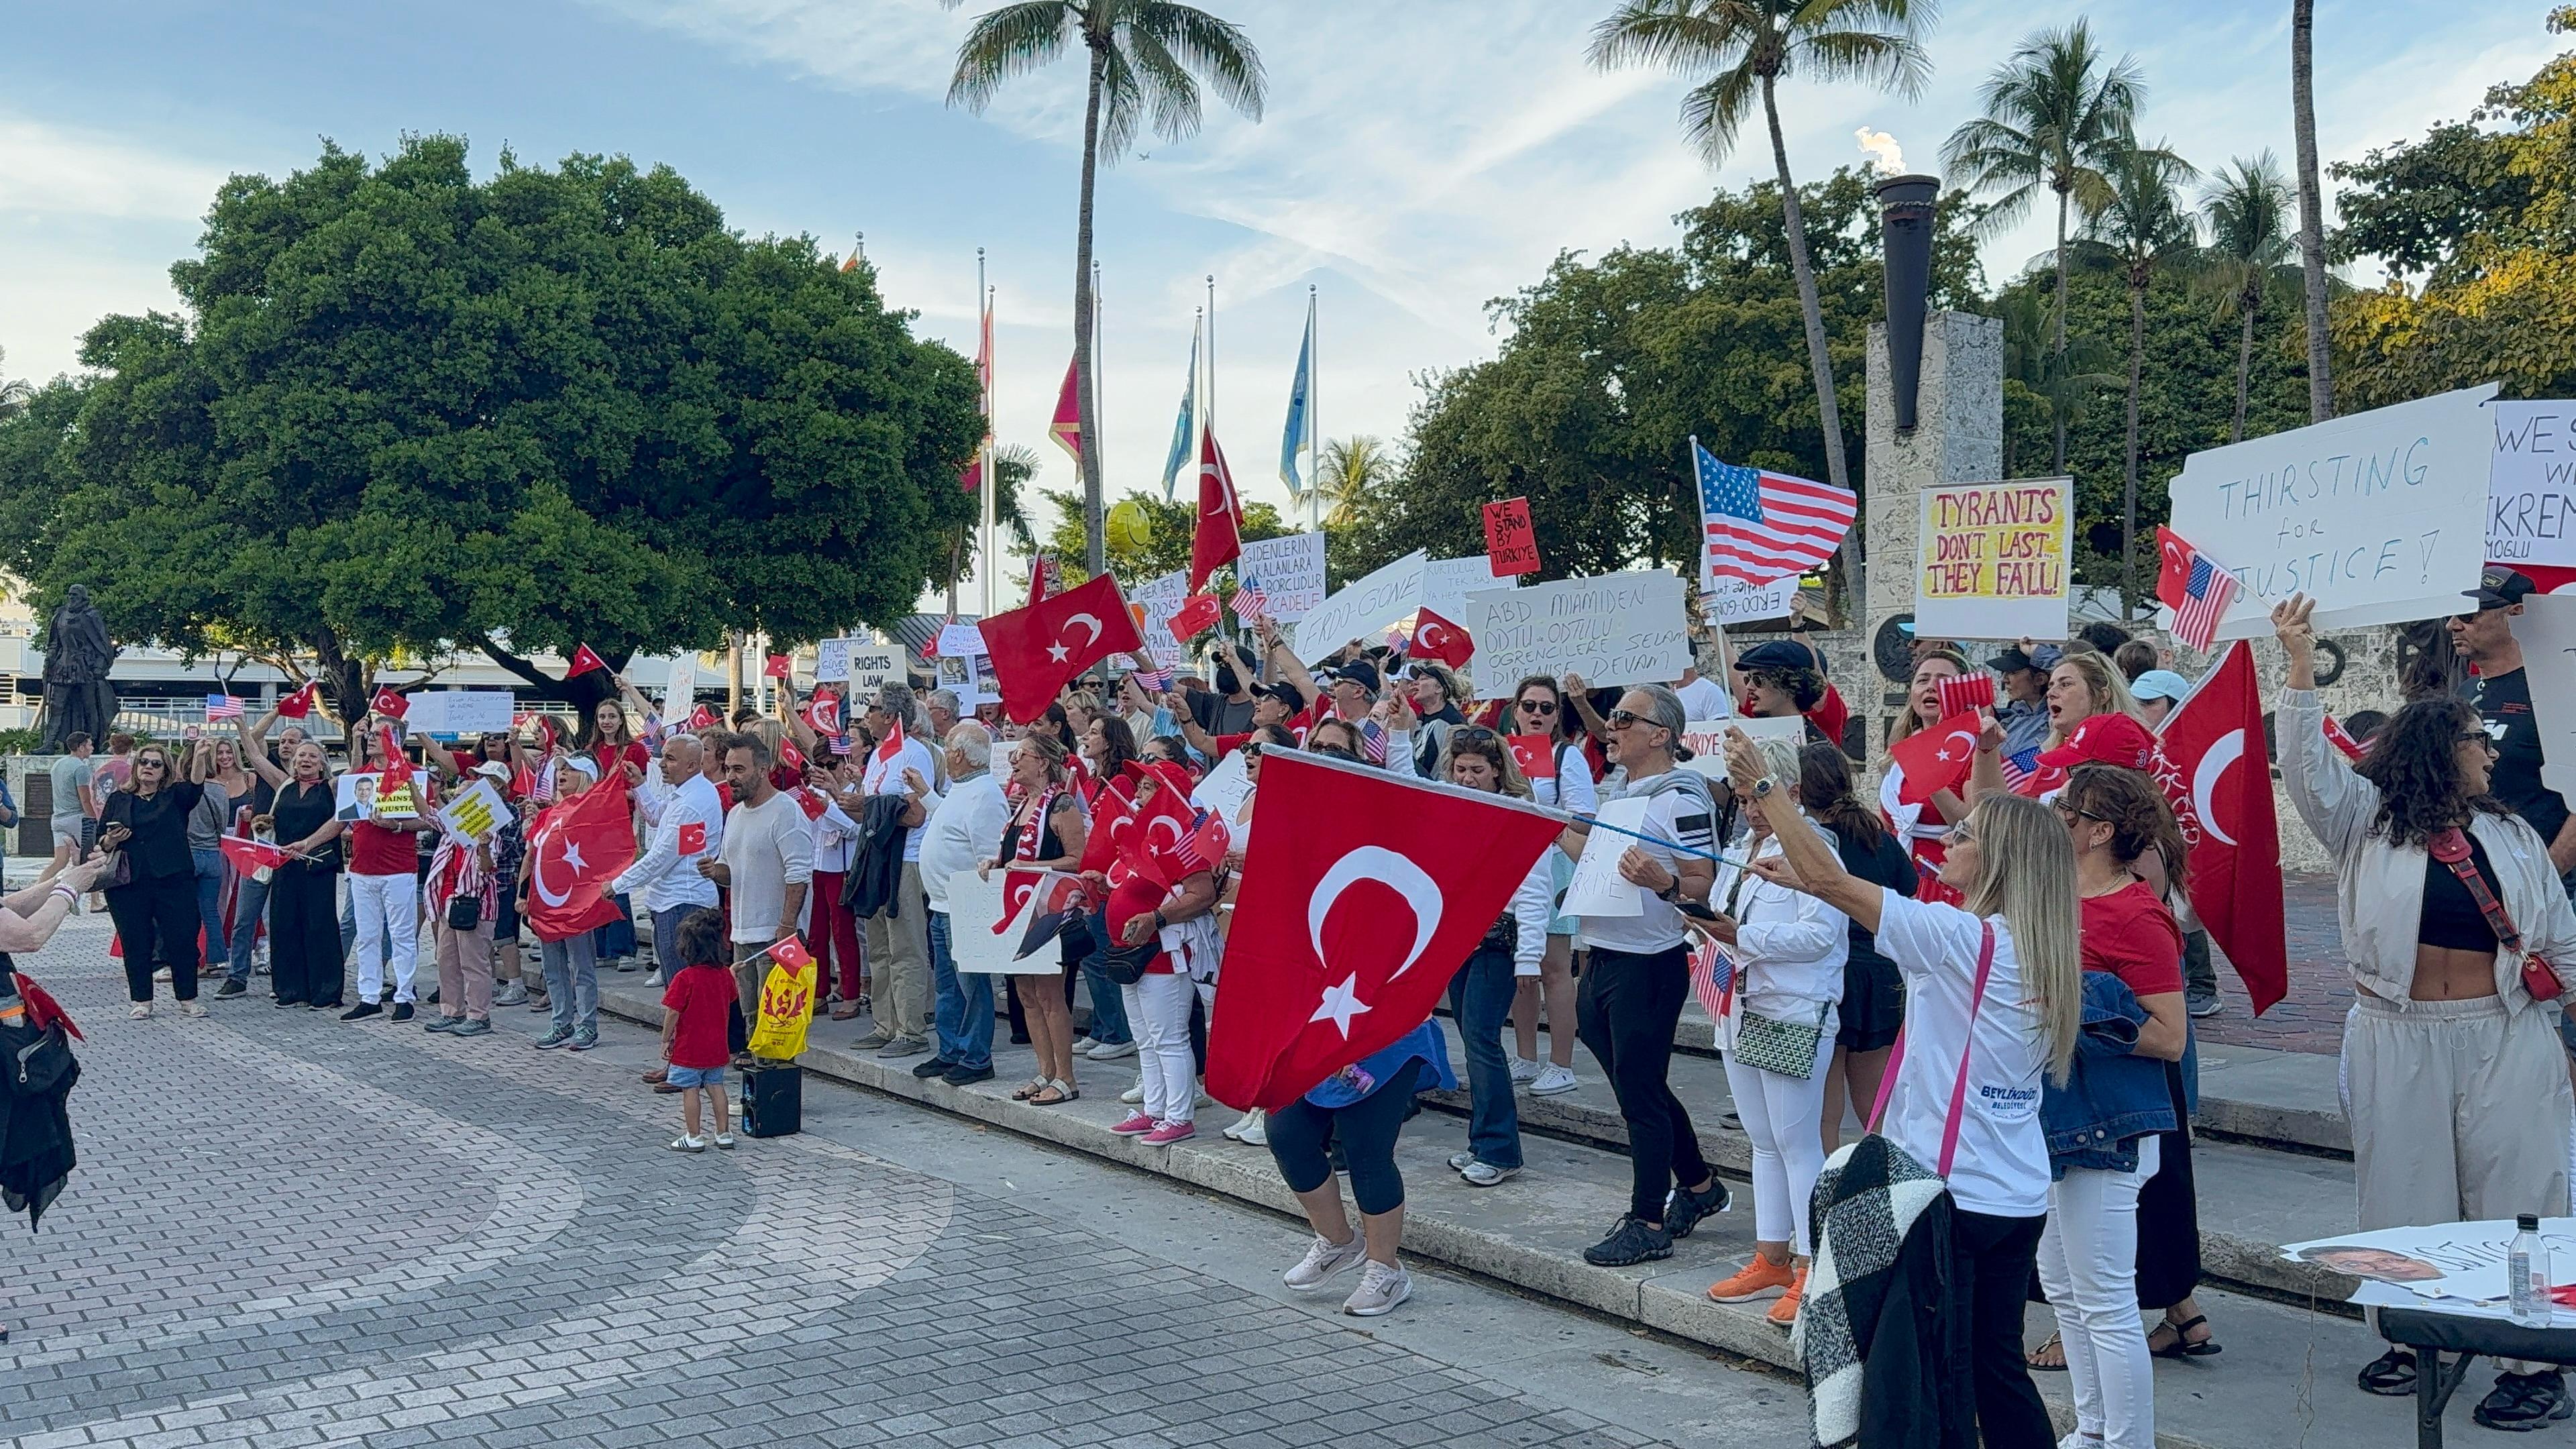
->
[[1, 916, 1809, 1449]]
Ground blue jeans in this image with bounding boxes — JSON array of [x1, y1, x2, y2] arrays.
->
[[1077, 906, 1132, 1044], [592, 892, 637, 962], [928, 910, 994, 1071], [192, 848, 226, 967], [1447, 944, 1523, 1169], [225, 870, 271, 986], [541, 933, 600, 1036]]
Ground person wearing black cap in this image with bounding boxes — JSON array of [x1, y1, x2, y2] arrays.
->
[[1988, 646, 2053, 760], [1733, 641, 1828, 743], [2449, 567, 2576, 891]]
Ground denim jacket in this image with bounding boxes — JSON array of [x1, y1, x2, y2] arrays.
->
[[2040, 971, 2180, 1178]]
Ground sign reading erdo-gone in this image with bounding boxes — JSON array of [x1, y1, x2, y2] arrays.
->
[[1913, 478, 2072, 641]]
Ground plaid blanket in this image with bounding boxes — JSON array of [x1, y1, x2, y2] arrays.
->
[[1792, 1133, 1968, 1448]]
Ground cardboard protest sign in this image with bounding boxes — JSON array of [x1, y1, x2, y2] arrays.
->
[[1483, 497, 1540, 576], [2166, 383, 2499, 638], [660, 651, 698, 714], [2282, 1219, 2576, 1324], [934, 651, 994, 709], [2509, 592, 2576, 804], [407, 691, 513, 739], [1466, 570, 1690, 688], [1914, 478, 2074, 641], [1424, 555, 1516, 623], [1702, 574, 1799, 627], [812, 638, 852, 683], [1294, 551, 1426, 662], [2487, 400, 2576, 572], [1678, 715, 1805, 785], [1562, 796, 1650, 917], [436, 779, 508, 843], [1190, 750, 1254, 822], [1238, 532, 1327, 621], [936, 622, 987, 659], [943, 869, 1022, 974], [1130, 570, 1191, 669]]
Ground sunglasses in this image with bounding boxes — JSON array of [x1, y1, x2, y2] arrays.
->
[[1605, 708, 1661, 732], [2459, 732, 2501, 753], [1453, 727, 1500, 746], [1947, 822, 1977, 846], [2051, 799, 2109, 824], [1517, 698, 1558, 714]]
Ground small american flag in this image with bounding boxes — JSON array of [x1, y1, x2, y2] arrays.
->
[[205, 694, 244, 720], [1358, 718, 1390, 766], [1695, 438, 1856, 586], [1687, 936, 1735, 1024], [527, 758, 557, 806], [1998, 745, 2039, 792], [1231, 580, 1268, 625], [1133, 665, 1173, 694], [2155, 525, 2241, 652]]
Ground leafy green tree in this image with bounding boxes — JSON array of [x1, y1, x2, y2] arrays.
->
[[0, 347, 30, 425], [945, 441, 1043, 612], [1944, 19, 2144, 471], [2197, 152, 2302, 444], [1588, 0, 1935, 612], [2075, 142, 2200, 611], [1996, 282, 2117, 478], [1313, 436, 1394, 529], [1036, 486, 1287, 587], [943, 0, 1266, 576], [0, 138, 982, 717]]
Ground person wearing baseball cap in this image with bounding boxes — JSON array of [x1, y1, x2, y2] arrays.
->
[[2128, 669, 2192, 729], [2449, 566, 2576, 898], [1986, 646, 2053, 759]]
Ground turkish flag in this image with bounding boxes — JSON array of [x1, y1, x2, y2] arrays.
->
[[1206, 749, 1567, 1112], [688, 703, 718, 732], [677, 821, 707, 855], [370, 686, 409, 720], [764, 654, 793, 680], [808, 690, 843, 737], [217, 837, 288, 876], [566, 643, 608, 678], [1167, 593, 1222, 643], [276, 683, 317, 720], [1116, 761, 1206, 890], [2152, 641, 2286, 1014], [780, 737, 807, 771], [767, 935, 814, 971], [1189, 427, 1244, 594], [2155, 525, 2194, 608], [521, 782, 638, 943], [1505, 735, 1557, 780], [1412, 608, 1475, 669], [873, 714, 906, 765], [979, 571, 1147, 723], [1887, 710, 1983, 806], [1077, 777, 1136, 877]]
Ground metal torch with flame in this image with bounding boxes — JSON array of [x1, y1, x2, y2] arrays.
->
[[1862, 128, 1939, 433]]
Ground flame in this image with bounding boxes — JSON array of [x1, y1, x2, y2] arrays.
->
[[1856, 127, 1907, 177]]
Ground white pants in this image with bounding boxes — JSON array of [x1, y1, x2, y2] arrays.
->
[[1121, 973, 1197, 1125], [2037, 1135, 2160, 1449], [350, 871, 421, 1004], [1721, 1019, 1834, 1256]]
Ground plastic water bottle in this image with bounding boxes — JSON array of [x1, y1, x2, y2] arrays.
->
[[2509, 1213, 2550, 1327]]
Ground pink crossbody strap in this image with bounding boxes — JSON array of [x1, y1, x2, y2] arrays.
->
[[1866, 920, 1999, 1181]]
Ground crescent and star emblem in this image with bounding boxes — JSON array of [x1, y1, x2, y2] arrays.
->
[[2190, 727, 2245, 848], [532, 824, 588, 908], [1935, 727, 1977, 764], [1049, 611, 1104, 663], [1306, 847, 1444, 995]]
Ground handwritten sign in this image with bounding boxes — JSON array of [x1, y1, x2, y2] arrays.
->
[[1563, 796, 1650, 918], [1466, 570, 1690, 688], [436, 779, 508, 844], [1424, 555, 1517, 623], [1678, 715, 1805, 784], [1483, 497, 1540, 576], [660, 651, 698, 714], [936, 622, 987, 659], [406, 691, 514, 739], [1190, 749, 1253, 822], [1130, 569, 1191, 669], [1238, 532, 1327, 621], [2167, 384, 2498, 639], [1294, 550, 1426, 662], [2488, 400, 2576, 572], [1701, 573, 1799, 627], [812, 638, 853, 683], [1913, 478, 2072, 641]]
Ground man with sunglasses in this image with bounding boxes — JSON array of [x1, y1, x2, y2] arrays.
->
[[2450, 568, 2576, 889]]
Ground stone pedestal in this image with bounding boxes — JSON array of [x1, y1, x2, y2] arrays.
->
[[1862, 310, 2004, 755]]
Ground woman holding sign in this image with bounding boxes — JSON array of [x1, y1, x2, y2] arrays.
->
[[984, 731, 1089, 1108], [423, 770, 502, 1038]]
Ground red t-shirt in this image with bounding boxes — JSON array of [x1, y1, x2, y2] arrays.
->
[[591, 740, 648, 784], [349, 773, 434, 876], [661, 963, 735, 1069], [2080, 880, 2185, 998]]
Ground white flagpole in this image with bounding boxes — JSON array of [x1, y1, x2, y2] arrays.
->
[[978, 249, 995, 618], [1092, 261, 1106, 492], [1307, 286, 1322, 533], [1205, 273, 1218, 439]]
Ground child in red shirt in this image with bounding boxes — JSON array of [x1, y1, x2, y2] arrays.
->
[[660, 908, 737, 1151]]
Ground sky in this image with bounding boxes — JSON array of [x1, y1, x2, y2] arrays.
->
[[1, 0, 2561, 576]]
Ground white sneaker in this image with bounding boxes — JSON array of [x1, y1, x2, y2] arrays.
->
[[1231, 1108, 1268, 1145], [1120, 1083, 1146, 1105], [1088, 1038, 1138, 1061], [1447, 1150, 1478, 1172], [1224, 1107, 1269, 1143], [1460, 1161, 1519, 1187], [492, 981, 528, 1007], [1194, 1083, 1212, 1108], [667, 1136, 706, 1153], [643, 969, 665, 987], [712, 1132, 735, 1150], [1529, 1063, 1578, 1096], [1509, 1056, 1542, 1085], [1342, 1260, 1412, 1317], [1282, 1233, 1366, 1289], [129, 1002, 151, 1019], [153, 967, 172, 983]]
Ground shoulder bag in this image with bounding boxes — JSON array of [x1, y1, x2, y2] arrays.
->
[[2428, 827, 2561, 1002], [1863, 920, 1998, 1179], [1725, 858, 1827, 1079]]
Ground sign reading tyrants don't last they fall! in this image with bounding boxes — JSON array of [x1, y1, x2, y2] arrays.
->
[[1913, 477, 2074, 641]]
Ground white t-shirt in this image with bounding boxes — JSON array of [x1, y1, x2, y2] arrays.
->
[[1576, 770, 1717, 956], [1867, 890, 2051, 1218], [1674, 674, 1734, 722], [862, 737, 940, 862], [1529, 742, 1599, 814]]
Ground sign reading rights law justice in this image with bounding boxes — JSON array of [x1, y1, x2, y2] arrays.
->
[[1913, 478, 2073, 641]]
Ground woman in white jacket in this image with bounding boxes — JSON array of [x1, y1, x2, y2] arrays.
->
[[1701, 733, 1849, 1330], [1436, 728, 1556, 1186], [2275, 594, 2576, 1426]]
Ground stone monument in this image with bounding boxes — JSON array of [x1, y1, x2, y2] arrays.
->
[[38, 585, 120, 753]]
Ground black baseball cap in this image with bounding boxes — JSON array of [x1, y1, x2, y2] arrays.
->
[[1327, 660, 1381, 693], [2465, 566, 2539, 610], [1986, 645, 2039, 674], [1735, 640, 1823, 672]]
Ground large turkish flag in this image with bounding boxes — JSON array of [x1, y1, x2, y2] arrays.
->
[[1189, 427, 1244, 594], [2152, 641, 2286, 1014], [522, 781, 638, 943], [979, 571, 1146, 723], [1208, 749, 1566, 1112]]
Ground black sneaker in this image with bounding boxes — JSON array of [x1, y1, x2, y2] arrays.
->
[[2358, 1346, 2418, 1397], [943, 1064, 996, 1086], [215, 979, 247, 999], [2475, 1368, 2573, 1431], [1582, 1216, 1674, 1268], [2186, 989, 2222, 1019], [390, 1003, 415, 1024], [1664, 1179, 1731, 1240], [912, 1057, 961, 1080], [340, 1002, 384, 1022]]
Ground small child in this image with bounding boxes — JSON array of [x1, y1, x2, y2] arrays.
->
[[660, 908, 737, 1152]]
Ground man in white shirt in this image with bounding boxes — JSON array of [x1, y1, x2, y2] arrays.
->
[[857, 682, 940, 1056], [1672, 666, 1733, 722], [698, 735, 812, 1062], [914, 724, 1012, 1084], [613, 735, 722, 987]]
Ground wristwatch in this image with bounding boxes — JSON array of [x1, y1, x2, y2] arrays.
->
[[1656, 877, 1682, 904], [1751, 777, 1777, 799]]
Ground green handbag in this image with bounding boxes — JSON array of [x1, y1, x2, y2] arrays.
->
[[1732, 1002, 1829, 1079]]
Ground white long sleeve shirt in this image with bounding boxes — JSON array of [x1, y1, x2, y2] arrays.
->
[[613, 773, 722, 913], [1711, 826, 1849, 1018], [1507, 853, 1553, 975], [918, 772, 1013, 912]]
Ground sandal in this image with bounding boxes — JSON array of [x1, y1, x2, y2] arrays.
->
[[1026, 1078, 1077, 1106], [2027, 1333, 2066, 1371], [2148, 1313, 2222, 1359], [1011, 1077, 1049, 1102], [2359, 1346, 2416, 1397]]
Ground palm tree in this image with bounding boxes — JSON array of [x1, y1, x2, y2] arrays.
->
[[1996, 284, 2117, 476], [2290, 0, 2333, 421], [1313, 435, 1394, 529], [1943, 20, 2145, 472], [0, 347, 30, 425], [947, 443, 1046, 614], [2197, 152, 2299, 445], [2076, 142, 2200, 614], [945, 1, 1266, 575], [1589, 0, 1934, 618]]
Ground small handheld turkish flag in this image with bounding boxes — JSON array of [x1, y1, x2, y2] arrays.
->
[[809, 690, 844, 737], [1167, 593, 1223, 643], [565, 644, 608, 678], [1412, 608, 1476, 669], [1886, 710, 1983, 806], [780, 738, 807, 771], [217, 837, 288, 877], [677, 821, 706, 855], [276, 682, 317, 719], [688, 703, 718, 732], [979, 571, 1148, 723], [370, 687, 409, 720], [764, 654, 793, 680], [1505, 734, 1557, 780], [767, 935, 815, 971]]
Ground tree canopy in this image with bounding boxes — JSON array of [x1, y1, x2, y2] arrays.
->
[[1038, 485, 1289, 587], [0, 136, 983, 714]]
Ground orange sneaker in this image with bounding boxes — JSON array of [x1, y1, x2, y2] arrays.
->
[[1765, 1269, 1808, 1327], [1706, 1255, 1795, 1303]]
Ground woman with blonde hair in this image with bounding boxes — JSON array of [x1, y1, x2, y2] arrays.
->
[[1882, 648, 1976, 909], [1723, 729, 2079, 1449], [1972, 649, 2157, 804]]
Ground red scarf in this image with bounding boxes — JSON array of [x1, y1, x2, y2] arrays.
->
[[1014, 786, 1063, 865]]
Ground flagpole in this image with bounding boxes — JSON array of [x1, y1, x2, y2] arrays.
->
[[1205, 273, 1218, 440], [1092, 260, 1106, 496], [978, 248, 995, 619], [1307, 285, 1322, 533]]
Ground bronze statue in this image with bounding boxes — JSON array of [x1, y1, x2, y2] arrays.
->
[[38, 585, 119, 753]]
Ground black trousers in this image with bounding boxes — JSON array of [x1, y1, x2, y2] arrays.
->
[[1575, 943, 1710, 1222], [267, 867, 345, 1006], [1267, 1058, 1423, 1216], [1955, 1208, 2053, 1449], [106, 873, 203, 1002]]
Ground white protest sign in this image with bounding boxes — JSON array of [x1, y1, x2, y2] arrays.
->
[[1293, 550, 1427, 661], [435, 779, 509, 844], [812, 638, 852, 683], [1239, 532, 1327, 621], [1563, 796, 1650, 918], [661, 650, 698, 713], [1190, 749, 1254, 822], [2283, 1218, 2576, 1324], [407, 691, 514, 738], [2487, 400, 2576, 572], [935, 652, 994, 709], [2167, 383, 2500, 639], [1913, 478, 2074, 642], [1466, 570, 1691, 688], [1677, 714, 1804, 784], [1424, 554, 1517, 622], [942, 869, 1022, 974], [1703, 574, 1799, 627], [841, 644, 900, 694], [1130, 570, 1191, 669], [936, 621, 987, 659], [2510, 593, 2576, 803]]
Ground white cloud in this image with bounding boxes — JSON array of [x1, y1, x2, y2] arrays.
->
[[0, 115, 229, 223]]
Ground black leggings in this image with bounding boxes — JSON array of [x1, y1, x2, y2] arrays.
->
[[1575, 943, 1711, 1222], [106, 873, 203, 1002], [1267, 1058, 1423, 1217], [267, 866, 345, 1006], [1955, 1208, 2053, 1449]]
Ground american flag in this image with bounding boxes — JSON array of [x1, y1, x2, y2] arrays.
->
[[1686, 936, 1735, 1024], [2155, 525, 2241, 651], [1231, 580, 1268, 624], [1695, 438, 1857, 586], [205, 693, 244, 721], [1358, 718, 1390, 766], [1132, 665, 1173, 694], [1998, 744, 2039, 792], [527, 758, 557, 806]]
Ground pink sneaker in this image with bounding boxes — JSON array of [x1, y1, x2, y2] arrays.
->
[[1142, 1119, 1196, 1146], [1110, 1112, 1157, 1135]]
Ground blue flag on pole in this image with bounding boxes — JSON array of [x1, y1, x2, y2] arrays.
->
[[1160, 321, 1200, 502], [1279, 294, 1315, 496]]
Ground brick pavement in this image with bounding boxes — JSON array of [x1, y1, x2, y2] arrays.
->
[[2192, 872, 2353, 1056], [2, 919, 1673, 1449]]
